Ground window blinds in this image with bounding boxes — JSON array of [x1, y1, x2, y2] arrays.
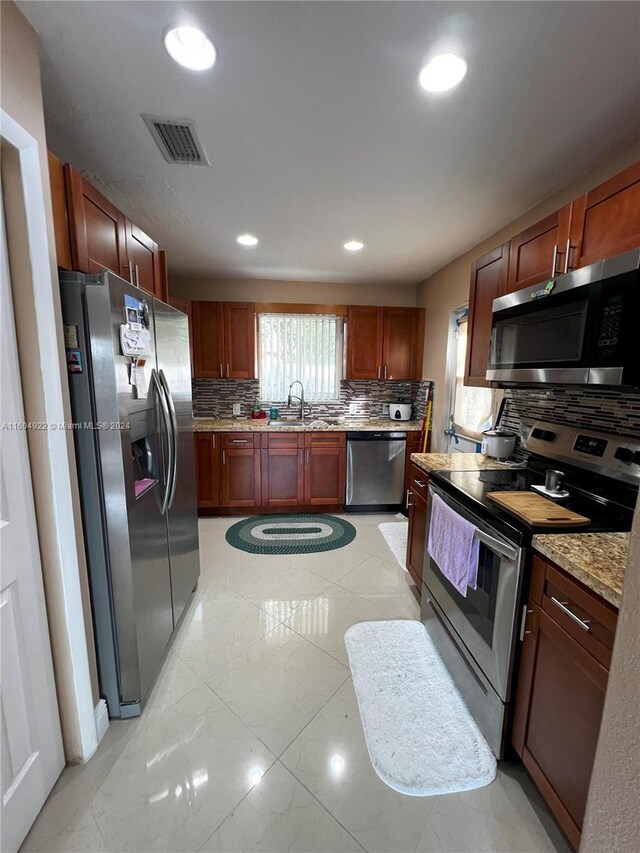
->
[[258, 313, 342, 402]]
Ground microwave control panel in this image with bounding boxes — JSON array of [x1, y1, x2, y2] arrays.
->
[[596, 298, 623, 353]]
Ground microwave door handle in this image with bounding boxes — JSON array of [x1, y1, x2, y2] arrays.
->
[[474, 529, 518, 562], [159, 370, 179, 509]]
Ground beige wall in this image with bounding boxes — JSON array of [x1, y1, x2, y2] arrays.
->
[[417, 139, 640, 451], [170, 276, 418, 307], [0, 1, 100, 732], [582, 493, 640, 851]]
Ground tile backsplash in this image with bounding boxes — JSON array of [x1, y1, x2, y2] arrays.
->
[[500, 387, 640, 452], [193, 378, 433, 421]]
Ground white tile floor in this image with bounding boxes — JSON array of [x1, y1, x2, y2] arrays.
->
[[22, 514, 570, 853]]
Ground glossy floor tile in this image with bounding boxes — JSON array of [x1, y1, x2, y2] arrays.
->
[[22, 514, 568, 853]]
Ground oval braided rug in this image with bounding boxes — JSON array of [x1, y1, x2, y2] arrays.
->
[[225, 513, 356, 555]]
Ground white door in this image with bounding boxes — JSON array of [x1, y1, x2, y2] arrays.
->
[[0, 199, 65, 851]]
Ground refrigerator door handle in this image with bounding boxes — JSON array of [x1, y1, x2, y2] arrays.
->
[[159, 369, 179, 509], [151, 368, 173, 515]]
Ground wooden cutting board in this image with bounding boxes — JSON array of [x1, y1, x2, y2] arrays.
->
[[486, 491, 591, 527]]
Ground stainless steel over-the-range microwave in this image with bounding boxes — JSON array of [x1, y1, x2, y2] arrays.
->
[[487, 248, 640, 388]]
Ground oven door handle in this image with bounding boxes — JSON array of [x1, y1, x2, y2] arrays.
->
[[473, 529, 518, 562]]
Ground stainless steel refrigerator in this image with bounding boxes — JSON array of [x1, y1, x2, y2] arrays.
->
[[60, 270, 200, 718]]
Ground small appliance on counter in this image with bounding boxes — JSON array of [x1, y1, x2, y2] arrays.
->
[[389, 403, 412, 421], [481, 427, 518, 459]]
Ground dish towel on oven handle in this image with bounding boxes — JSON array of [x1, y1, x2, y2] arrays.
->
[[427, 492, 479, 597]]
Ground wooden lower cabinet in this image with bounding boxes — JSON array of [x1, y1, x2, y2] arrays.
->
[[512, 555, 618, 850], [194, 433, 220, 507], [304, 432, 346, 506], [261, 434, 305, 507], [405, 464, 429, 587], [220, 434, 261, 508]]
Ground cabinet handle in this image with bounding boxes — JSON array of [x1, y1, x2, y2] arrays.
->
[[219, 364, 224, 378], [384, 364, 387, 379], [135, 264, 140, 287], [563, 238, 572, 274], [551, 244, 558, 277], [128, 260, 134, 283], [519, 604, 535, 641], [212, 435, 216, 448], [231, 439, 248, 443], [222, 450, 226, 465], [551, 596, 590, 631], [227, 363, 230, 377], [415, 479, 427, 488], [406, 489, 412, 507], [377, 365, 381, 379], [306, 449, 310, 464]]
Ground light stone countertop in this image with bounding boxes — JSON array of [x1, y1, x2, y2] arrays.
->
[[193, 417, 423, 433], [532, 532, 629, 609], [410, 452, 511, 473]]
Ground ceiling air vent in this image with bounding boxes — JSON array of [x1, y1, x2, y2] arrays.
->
[[142, 115, 209, 165]]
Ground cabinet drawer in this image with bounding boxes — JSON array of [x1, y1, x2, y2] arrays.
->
[[542, 563, 618, 669], [409, 464, 429, 502], [220, 433, 259, 449], [264, 432, 303, 449], [304, 431, 345, 447]]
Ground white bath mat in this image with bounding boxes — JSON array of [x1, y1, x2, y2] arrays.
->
[[345, 620, 496, 796], [378, 521, 408, 570]]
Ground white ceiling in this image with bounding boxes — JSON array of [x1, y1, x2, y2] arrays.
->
[[20, 1, 640, 284]]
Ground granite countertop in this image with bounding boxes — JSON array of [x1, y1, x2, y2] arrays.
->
[[410, 452, 512, 473], [533, 532, 630, 608], [193, 417, 423, 433]]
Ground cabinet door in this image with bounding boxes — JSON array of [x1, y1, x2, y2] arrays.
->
[[406, 490, 427, 588], [304, 433, 346, 506], [65, 165, 126, 275], [168, 292, 193, 377], [382, 307, 424, 380], [261, 435, 304, 507], [506, 205, 571, 293], [47, 151, 72, 269], [512, 604, 607, 849], [569, 161, 640, 269], [221, 435, 261, 507], [192, 301, 225, 378], [223, 302, 256, 379], [346, 306, 384, 380], [124, 220, 164, 300], [464, 243, 509, 387], [194, 433, 220, 508]]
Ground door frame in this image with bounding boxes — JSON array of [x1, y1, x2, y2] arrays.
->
[[1, 110, 100, 762]]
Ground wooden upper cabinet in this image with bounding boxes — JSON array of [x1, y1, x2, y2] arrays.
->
[[506, 205, 571, 293], [124, 220, 164, 300], [569, 161, 640, 269], [47, 151, 72, 269], [223, 302, 256, 379], [65, 164, 126, 275], [382, 307, 425, 380], [464, 243, 509, 387], [192, 301, 225, 378], [346, 306, 384, 379]]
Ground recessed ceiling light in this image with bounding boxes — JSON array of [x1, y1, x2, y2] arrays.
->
[[344, 240, 364, 252], [237, 233, 259, 247], [419, 53, 467, 93], [164, 26, 216, 71]]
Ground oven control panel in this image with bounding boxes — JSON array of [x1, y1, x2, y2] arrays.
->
[[526, 421, 640, 486]]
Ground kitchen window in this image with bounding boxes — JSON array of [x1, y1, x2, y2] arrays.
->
[[258, 313, 343, 402]]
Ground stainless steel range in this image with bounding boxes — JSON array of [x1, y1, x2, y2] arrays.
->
[[421, 421, 639, 757]]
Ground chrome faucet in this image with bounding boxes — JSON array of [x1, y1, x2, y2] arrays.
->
[[287, 380, 307, 421]]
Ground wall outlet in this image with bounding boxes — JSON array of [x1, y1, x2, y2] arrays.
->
[[349, 402, 358, 416], [381, 403, 390, 415], [232, 403, 241, 416]]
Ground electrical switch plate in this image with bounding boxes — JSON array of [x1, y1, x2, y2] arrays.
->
[[349, 402, 357, 415], [382, 403, 390, 415], [232, 403, 241, 416]]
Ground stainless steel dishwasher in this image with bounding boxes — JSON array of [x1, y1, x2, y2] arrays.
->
[[345, 431, 407, 512]]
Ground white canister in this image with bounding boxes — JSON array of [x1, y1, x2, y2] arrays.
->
[[389, 403, 412, 421], [481, 428, 517, 458]]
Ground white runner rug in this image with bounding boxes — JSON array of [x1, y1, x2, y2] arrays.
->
[[378, 520, 408, 570], [345, 620, 497, 796]]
